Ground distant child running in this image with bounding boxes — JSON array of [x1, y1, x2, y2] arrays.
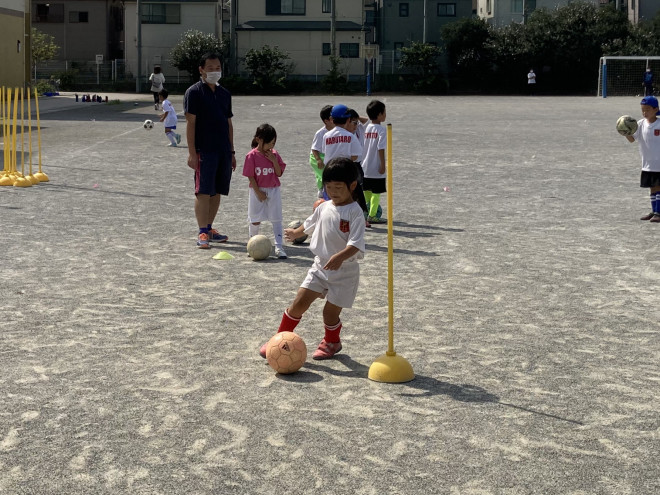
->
[[621, 95, 660, 223], [243, 123, 288, 258], [259, 158, 366, 360], [158, 89, 181, 147], [361, 100, 387, 224], [309, 105, 334, 198]]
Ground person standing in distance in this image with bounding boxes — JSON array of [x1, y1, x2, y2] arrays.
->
[[184, 53, 237, 249], [527, 68, 536, 95]]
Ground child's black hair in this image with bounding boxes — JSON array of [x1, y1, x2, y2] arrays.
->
[[251, 123, 277, 149], [332, 116, 348, 125], [320, 105, 333, 121], [158, 89, 168, 99], [322, 157, 358, 187], [366, 100, 386, 120], [347, 109, 359, 120]]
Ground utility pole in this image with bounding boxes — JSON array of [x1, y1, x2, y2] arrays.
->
[[229, 0, 236, 73], [136, 0, 142, 93], [422, 0, 426, 44], [331, 0, 336, 56]]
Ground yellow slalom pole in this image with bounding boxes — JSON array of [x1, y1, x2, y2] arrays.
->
[[27, 86, 36, 181], [368, 123, 414, 383], [33, 87, 49, 182], [0, 86, 13, 185], [22, 88, 37, 184], [13, 87, 31, 187]]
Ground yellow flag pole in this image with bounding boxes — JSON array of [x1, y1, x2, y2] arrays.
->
[[13, 87, 31, 187], [33, 87, 49, 182], [368, 123, 414, 383]]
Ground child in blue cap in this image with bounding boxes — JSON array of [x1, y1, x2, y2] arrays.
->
[[621, 95, 660, 222]]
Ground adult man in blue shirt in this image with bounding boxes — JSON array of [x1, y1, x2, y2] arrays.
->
[[184, 52, 236, 249]]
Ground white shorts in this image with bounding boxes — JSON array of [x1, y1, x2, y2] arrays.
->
[[247, 186, 282, 223], [301, 256, 360, 309]]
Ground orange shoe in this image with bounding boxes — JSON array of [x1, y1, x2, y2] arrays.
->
[[197, 232, 210, 249], [312, 339, 342, 360]]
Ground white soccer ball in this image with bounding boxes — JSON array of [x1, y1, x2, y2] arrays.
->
[[143, 119, 154, 130], [247, 234, 272, 260], [287, 220, 308, 244], [616, 115, 638, 136]]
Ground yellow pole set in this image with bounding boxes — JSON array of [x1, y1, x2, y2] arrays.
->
[[368, 124, 415, 384], [0, 87, 49, 187]]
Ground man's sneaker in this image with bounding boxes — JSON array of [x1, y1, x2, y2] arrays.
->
[[154, 103, 158, 110], [209, 229, 228, 242], [312, 339, 342, 360], [197, 232, 210, 249], [259, 341, 268, 358], [175, 133, 181, 144], [168, 143, 177, 147], [367, 216, 387, 224], [651, 214, 660, 223], [641, 212, 656, 220], [275, 247, 288, 259]]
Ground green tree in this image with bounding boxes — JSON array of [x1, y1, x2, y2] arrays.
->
[[244, 45, 292, 91], [322, 55, 349, 94], [169, 30, 225, 82], [398, 42, 444, 92], [31, 28, 59, 74]]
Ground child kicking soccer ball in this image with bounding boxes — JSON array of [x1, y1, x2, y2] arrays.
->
[[158, 89, 181, 147], [621, 95, 660, 222], [259, 157, 366, 360]]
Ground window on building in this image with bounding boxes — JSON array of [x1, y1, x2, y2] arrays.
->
[[34, 3, 64, 23], [322, 0, 331, 13], [365, 10, 375, 25], [399, 3, 409, 17], [339, 43, 359, 58], [394, 42, 404, 60], [527, 0, 536, 11], [437, 3, 456, 16], [486, 0, 491, 14], [322, 43, 331, 56], [141, 3, 180, 24], [266, 0, 305, 15], [510, 0, 523, 13], [69, 11, 89, 23]]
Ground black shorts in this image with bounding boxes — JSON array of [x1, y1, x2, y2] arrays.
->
[[640, 171, 660, 188], [363, 177, 387, 194], [194, 151, 232, 196]]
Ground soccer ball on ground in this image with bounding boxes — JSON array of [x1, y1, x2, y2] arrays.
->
[[266, 332, 307, 374], [143, 119, 154, 130], [616, 115, 638, 136], [247, 234, 272, 260], [287, 220, 308, 244]]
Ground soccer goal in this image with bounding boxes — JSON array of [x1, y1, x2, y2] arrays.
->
[[598, 56, 660, 98]]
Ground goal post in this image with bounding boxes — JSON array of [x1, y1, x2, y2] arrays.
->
[[598, 56, 660, 98]]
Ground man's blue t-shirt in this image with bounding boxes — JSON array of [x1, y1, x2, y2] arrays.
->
[[183, 80, 233, 154]]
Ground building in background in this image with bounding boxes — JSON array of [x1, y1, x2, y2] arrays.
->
[[1, 0, 30, 87]]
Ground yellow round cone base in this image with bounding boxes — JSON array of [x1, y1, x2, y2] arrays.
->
[[368, 352, 414, 383], [0, 175, 13, 186], [34, 172, 49, 182]]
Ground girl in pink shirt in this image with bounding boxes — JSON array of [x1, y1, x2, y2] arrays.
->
[[242, 124, 288, 258]]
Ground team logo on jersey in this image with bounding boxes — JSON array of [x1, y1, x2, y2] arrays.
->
[[326, 135, 352, 145], [655, 129, 660, 136], [339, 219, 350, 233]]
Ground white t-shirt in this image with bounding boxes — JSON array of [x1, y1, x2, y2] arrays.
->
[[528, 71, 536, 84], [633, 118, 660, 172], [322, 126, 362, 163], [311, 126, 327, 153], [303, 200, 365, 263], [150, 73, 165, 92], [361, 123, 387, 178], [161, 99, 177, 128]]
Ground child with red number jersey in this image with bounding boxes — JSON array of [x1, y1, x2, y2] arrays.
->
[[258, 158, 366, 360], [242, 123, 288, 258]]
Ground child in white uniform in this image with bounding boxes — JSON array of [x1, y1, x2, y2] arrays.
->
[[259, 157, 366, 360], [621, 95, 660, 222], [309, 105, 334, 198], [158, 90, 181, 147], [243, 123, 288, 258]]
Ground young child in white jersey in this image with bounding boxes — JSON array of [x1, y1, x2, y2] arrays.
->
[[259, 158, 366, 360], [621, 95, 660, 222], [158, 90, 181, 147], [361, 100, 387, 224], [309, 105, 334, 198], [243, 123, 288, 258]]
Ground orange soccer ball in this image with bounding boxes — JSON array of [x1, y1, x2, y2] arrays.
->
[[266, 332, 307, 374]]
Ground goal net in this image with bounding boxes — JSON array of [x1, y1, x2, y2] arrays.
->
[[598, 56, 660, 97]]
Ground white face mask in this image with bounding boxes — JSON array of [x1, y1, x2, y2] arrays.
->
[[204, 71, 222, 84]]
